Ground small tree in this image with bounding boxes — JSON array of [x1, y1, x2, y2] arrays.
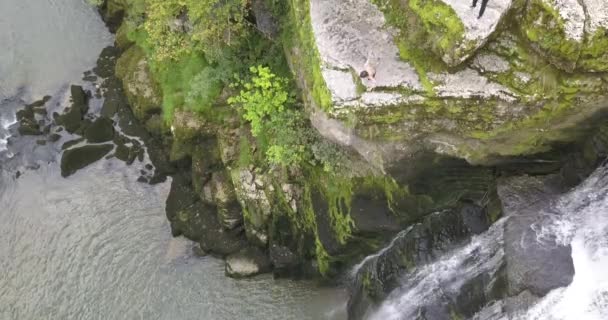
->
[[228, 65, 309, 167]]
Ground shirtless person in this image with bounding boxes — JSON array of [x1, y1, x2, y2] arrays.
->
[[359, 55, 376, 89]]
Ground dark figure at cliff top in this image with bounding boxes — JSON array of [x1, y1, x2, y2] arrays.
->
[[472, 0, 490, 18]]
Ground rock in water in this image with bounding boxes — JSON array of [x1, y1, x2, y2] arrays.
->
[[497, 174, 575, 299], [57, 85, 89, 133], [60, 144, 113, 177], [225, 246, 272, 278], [84, 117, 115, 143]]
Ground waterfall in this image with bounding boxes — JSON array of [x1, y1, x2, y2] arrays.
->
[[354, 164, 608, 320], [369, 219, 505, 320], [512, 166, 608, 320]]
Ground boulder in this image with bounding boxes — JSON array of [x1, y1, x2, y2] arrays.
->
[[84, 117, 115, 143], [165, 174, 246, 256], [57, 85, 89, 133], [497, 174, 575, 297], [210, 171, 243, 230], [289, 0, 608, 170], [231, 168, 272, 246], [60, 144, 113, 177], [115, 46, 161, 121], [522, 0, 608, 72], [225, 246, 272, 278]]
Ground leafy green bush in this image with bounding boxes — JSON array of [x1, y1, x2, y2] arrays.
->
[[229, 66, 311, 167], [143, 0, 249, 62]]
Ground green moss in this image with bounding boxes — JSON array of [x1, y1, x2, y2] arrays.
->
[[284, 0, 333, 111], [579, 29, 608, 71], [371, 0, 467, 66], [148, 52, 208, 122], [115, 46, 162, 121], [522, 0, 582, 71]]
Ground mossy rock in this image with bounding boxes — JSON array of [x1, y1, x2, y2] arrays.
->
[[57, 85, 89, 133], [521, 0, 608, 72], [521, 0, 585, 71], [115, 46, 162, 122], [60, 144, 113, 177], [84, 117, 115, 143]]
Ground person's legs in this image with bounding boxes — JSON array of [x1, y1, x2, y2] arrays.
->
[[478, 0, 489, 18]]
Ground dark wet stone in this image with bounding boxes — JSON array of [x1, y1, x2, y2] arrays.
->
[[149, 174, 167, 185], [36, 139, 46, 146], [145, 163, 154, 170], [48, 133, 61, 142], [269, 244, 299, 273], [27, 95, 51, 108], [83, 75, 98, 82], [57, 85, 88, 133], [33, 107, 47, 115], [192, 245, 208, 257], [114, 143, 130, 162], [100, 96, 119, 118], [61, 138, 84, 150], [225, 246, 272, 278], [94, 46, 120, 78], [60, 144, 113, 177], [166, 174, 246, 256], [84, 117, 115, 143], [17, 123, 41, 136], [498, 174, 574, 297], [348, 203, 492, 319], [136, 176, 148, 183]]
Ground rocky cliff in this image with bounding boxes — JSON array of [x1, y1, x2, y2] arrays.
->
[[100, 0, 608, 293]]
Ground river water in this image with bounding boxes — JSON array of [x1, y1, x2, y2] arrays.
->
[[0, 1, 345, 319]]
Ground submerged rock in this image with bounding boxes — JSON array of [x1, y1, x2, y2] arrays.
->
[[60, 144, 114, 177], [225, 246, 272, 278], [57, 85, 89, 133], [84, 117, 115, 143]]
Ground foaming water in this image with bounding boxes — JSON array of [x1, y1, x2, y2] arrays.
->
[[350, 226, 414, 278], [514, 166, 608, 320], [364, 165, 608, 320], [369, 219, 505, 320]]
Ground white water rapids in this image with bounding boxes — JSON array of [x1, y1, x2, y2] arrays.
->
[[361, 164, 608, 320]]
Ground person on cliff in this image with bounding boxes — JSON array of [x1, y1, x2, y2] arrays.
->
[[359, 53, 376, 90], [472, 0, 490, 18]]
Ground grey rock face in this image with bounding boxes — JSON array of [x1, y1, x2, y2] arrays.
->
[[310, 0, 422, 93], [442, 0, 514, 63], [497, 175, 575, 297]]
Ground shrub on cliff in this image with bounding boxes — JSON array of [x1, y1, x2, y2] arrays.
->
[[143, 0, 248, 62], [229, 65, 310, 167]]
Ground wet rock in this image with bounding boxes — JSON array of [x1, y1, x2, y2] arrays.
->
[[166, 174, 246, 256], [348, 203, 493, 318], [269, 244, 299, 274], [497, 174, 575, 297], [231, 168, 271, 246], [57, 85, 88, 133], [210, 171, 243, 230], [60, 144, 114, 177], [84, 117, 115, 143], [48, 133, 61, 142], [225, 246, 272, 278], [61, 138, 85, 150], [115, 46, 161, 121], [251, 0, 279, 39]]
